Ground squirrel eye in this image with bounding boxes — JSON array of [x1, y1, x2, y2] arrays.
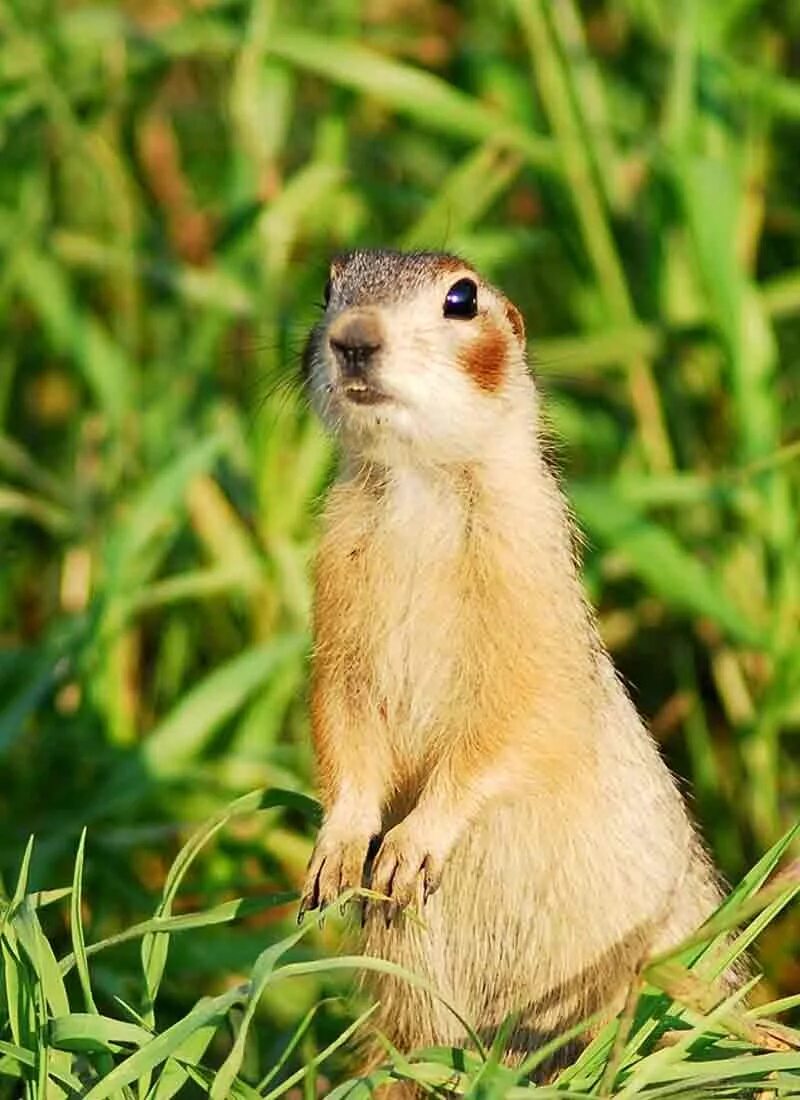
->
[[443, 278, 478, 320], [323, 277, 332, 307]]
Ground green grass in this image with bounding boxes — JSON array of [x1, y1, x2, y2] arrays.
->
[[1, 792, 799, 1098], [1, 0, 799, 1094]]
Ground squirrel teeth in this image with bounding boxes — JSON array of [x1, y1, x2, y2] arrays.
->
[[342, 382, 388, 405]]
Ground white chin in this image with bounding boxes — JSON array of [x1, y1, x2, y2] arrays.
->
[[338, 402, 418, 454], [342, 401, 400, 433]]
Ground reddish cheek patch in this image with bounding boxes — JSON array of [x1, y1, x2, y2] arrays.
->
[[458, 321, 508, 392]]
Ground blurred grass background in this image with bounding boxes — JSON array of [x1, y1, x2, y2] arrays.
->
[[1, 0, 799, 1085]]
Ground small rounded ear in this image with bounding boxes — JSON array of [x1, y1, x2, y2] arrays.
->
[[504, 300, 526, 344]]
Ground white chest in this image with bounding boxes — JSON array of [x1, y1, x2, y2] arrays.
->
[[364, 471, 466, 738]]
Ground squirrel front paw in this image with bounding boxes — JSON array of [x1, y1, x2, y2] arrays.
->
[[369, 817, 447, 921], [299, 822, 376, 920]]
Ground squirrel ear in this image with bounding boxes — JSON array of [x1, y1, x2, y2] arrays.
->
[[504, 301, 525, 344]]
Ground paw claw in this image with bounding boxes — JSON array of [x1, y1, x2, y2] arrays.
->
[[422, 855, 442, 904], [298, 825, 373, 921], [368, 822, 445, 916]]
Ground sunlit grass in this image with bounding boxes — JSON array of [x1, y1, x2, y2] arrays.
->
[[0, 794, 798, 1097]]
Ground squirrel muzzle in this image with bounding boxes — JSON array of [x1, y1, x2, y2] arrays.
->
[[328, 310, 384, 389]]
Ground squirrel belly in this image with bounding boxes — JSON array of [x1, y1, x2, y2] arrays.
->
[[300, 249, 722, 1076]]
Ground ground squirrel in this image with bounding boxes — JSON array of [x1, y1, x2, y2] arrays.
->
[[299, 249, 722, 1082]]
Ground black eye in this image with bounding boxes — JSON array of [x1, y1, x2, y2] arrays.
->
[[323, 277, 332, 307], [443, 278, 478, 320]]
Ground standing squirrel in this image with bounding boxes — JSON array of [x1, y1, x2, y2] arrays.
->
[[299, 249, 721, 1081]]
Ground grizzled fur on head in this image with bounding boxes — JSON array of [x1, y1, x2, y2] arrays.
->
[[328, 249, 466, 308], [304, 248, 532, 467]]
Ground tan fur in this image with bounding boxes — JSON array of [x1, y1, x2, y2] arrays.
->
[[300, 249, 722, 1083]]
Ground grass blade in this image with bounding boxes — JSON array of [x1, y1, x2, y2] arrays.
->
[[264, 28, 558, 172], [140, 635, 308, 778], [260, 1004, 379, 1100], [570, 485, 766, 648], [69, 828, 97, 1014], [81, 987, 246, 1100]]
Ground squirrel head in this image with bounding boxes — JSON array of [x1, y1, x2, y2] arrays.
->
[[303, 249, 532, 466]]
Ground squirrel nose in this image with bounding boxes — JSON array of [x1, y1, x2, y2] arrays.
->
[[329, 313, 383, 380]]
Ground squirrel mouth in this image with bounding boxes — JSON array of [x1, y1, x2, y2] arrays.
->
[[342, 382, 390, 406]]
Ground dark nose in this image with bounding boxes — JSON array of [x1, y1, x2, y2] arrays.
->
[[329, 313, 382, 380]]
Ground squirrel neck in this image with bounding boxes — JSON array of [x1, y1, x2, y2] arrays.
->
[[338, 417, 590, 647]]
